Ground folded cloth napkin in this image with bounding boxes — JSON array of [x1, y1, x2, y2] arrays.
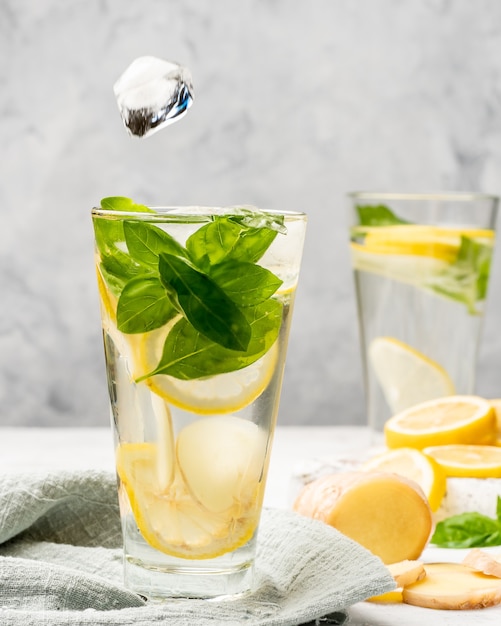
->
[[0, 471, 394, 626]]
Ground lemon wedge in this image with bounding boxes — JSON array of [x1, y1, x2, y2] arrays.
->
[[423, 444, 501, 478], [384, 395, 497, 450], [369, 337, 455, 414], [361, 448, 447, 511], [135, 319, 279, 414], [116, 417, 264, 560]]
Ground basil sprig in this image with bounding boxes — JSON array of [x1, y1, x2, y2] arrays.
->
[[431, 497, 501, 548], [353, 204, 494, 313], [93, 197, 285, 380]]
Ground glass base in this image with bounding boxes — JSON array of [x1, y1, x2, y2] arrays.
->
[[124, 554, 254, 600], [122, 521, 257, 600]]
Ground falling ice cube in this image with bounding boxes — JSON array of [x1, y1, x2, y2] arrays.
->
[[113, 56, 194, 138]]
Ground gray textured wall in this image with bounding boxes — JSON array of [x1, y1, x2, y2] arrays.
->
[[2, 0, 501, 427]]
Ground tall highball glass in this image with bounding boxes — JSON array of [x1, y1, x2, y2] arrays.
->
[[92, 201, 306, 600]]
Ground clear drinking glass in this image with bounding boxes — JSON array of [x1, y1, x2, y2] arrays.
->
[[348, 192, 498, 440], [92, 202, 307, 600]]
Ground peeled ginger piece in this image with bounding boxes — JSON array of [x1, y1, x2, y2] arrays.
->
[[463, 549, 501, 578], [388, 560, 426, 587], [367, 560, 425, 603], [293, 471, 432, 564], [403, 562, 501, 609]]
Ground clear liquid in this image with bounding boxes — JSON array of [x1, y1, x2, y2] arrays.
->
[[354, 268, 485, 434]]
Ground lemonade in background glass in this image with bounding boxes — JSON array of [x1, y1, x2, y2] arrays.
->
[[92, 198, 306, 600], [348, 192, 498, 440]]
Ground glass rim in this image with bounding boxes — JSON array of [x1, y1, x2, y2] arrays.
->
[[92, 205, 307, 222], [348, 191, 499, 203]]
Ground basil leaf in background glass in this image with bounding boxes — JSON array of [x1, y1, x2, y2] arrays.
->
[[140, 299, 282, 380], [425, 236, 493, 314], [117, 275, 178, 334], [210, 261, 283, 307], [158, 253, 252, 351], [186, 215, 280, 268], [123, 221, 188, 268], [356, 204, 409, 227]]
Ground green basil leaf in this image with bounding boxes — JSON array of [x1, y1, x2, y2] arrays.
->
[[117, 275, 178, 334], [158, 253, 251, 351], [98, 247, 145, 297], [141, 298, 282, 380], [497, 495, 501, 522], [425, 236, 494, 314], [210, 261, 283, 307], [431, 511, 501, 548], [100, 196, 153, 213], [123, 221, 188, 268], [186, 215, 279, 268], [356, 204, 409, 227]]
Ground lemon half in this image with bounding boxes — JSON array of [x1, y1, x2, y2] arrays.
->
[[423, 444, 501, 478], [361, 447, 447, 511], [384, 395, 497, 450]]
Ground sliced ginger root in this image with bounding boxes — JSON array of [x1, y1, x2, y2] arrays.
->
[[293, 471, 432, 564], [463, 549, 501, 578], [403, 562, 501, 610], [367, 560, 426, 603], [388, 560, 426, 587]]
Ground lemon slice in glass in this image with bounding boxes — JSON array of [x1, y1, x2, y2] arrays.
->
[[361, 447, 447, 511], [363, 225, 494, 260], [423, 444, 501, 478], [369, 337, 455, 414], [134, 317, 279, 414], [384, 395, 497, 450]]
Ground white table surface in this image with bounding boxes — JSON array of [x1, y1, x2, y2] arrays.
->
[[1, 425, 500, 625]]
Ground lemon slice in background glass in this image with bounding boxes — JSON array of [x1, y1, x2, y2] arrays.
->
[[384, 395, 497, 450], [135, 318, 279, 414], [361, 447, 447, 511], [369, 337, 455, 414], [362, 225, 494, 259], [423, 444, 501, 478]]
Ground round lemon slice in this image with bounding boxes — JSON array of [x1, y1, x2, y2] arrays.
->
[[369, 337, 455, 414], [423, 444, 501, 478], [361, 448, 447, 511], [384, 395, 497, 450], [135, 320, 279, 414], [116, 438, 260, 560]]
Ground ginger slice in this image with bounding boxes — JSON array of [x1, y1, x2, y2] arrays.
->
[[463, 549, 501, 578], [388, 560, 426, 587], [403, 562, 501, 610], [367, 560, 425, 603], [293, 471, 432, 564]]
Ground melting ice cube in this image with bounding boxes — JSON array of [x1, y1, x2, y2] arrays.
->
[[113, 56, 194, 138]]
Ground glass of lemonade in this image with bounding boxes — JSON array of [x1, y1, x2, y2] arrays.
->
[[92, 197, 306, 600], [348, 192, 498, 439]]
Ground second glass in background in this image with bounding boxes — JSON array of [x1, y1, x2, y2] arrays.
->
[[348, 192, 498, 439]]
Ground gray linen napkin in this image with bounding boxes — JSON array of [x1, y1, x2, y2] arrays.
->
[[0, 471, 395, 625]]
